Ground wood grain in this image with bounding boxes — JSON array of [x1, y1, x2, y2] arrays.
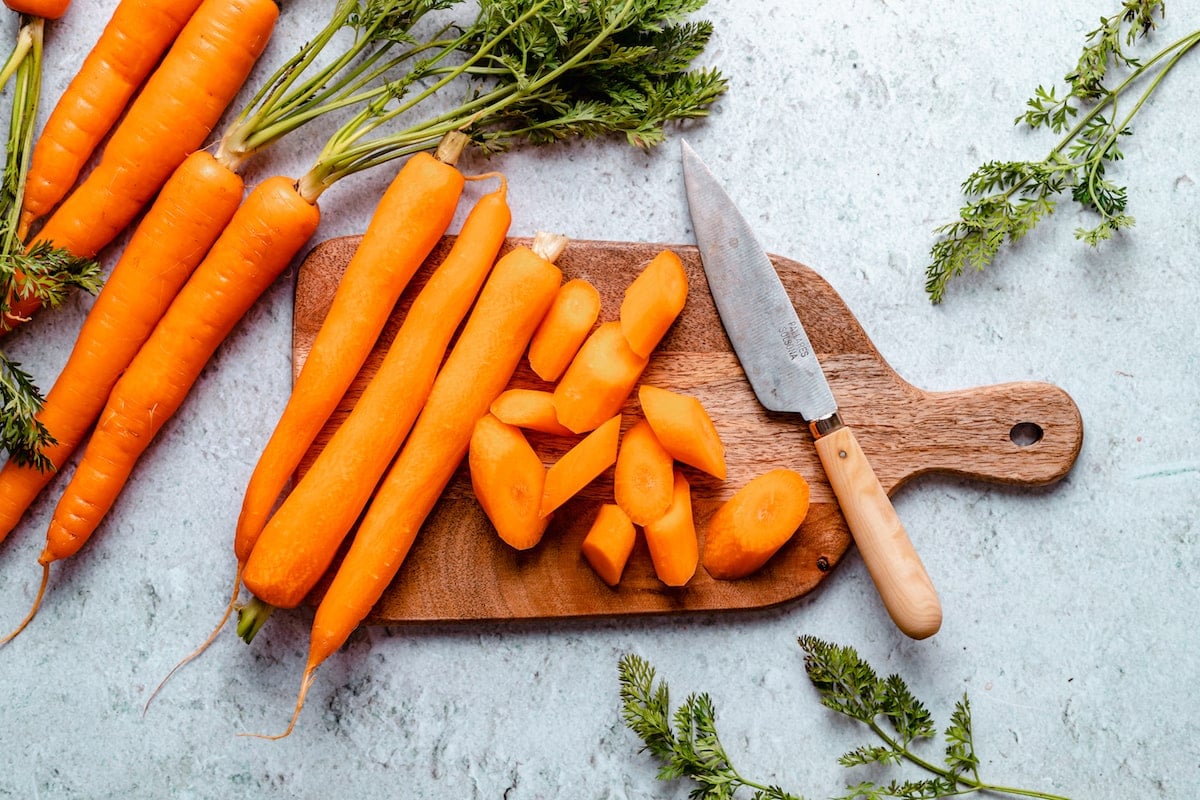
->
[[292, 238, 1084, 624]]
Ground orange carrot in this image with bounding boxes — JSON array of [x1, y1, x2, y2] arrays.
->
[[4, 0, 70, 19], [2, 176, 319, 642], [254, 232, 565, 739], [0, 151, 243, 543], [642, 467, 698, 587], [613, 417, 675, 526], [701, 468, 811, 580], [637, 384, 727, 480], [19, 0, 206, 233], [552, 321, 649, 434], [581, 503, 636, 587], [540, 413, 622, 518], [469, 413, 548, 551], [489, 388, 573, 436], [240, 180, 510, 610], [235, 141, 468, 567], [27, 0, 276, 257], [527, 277, 600, 382], [619, 249, 687, 358]]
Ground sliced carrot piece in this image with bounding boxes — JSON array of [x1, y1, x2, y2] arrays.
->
[[613, 417, 674, 526], [469, 413, 548, 550], [702, 468, 811, 580], [642, 468, 698, 587], [581, 503, 636, 587], [540, 413, 621, 517], [490, 388, 573, 436], [553, 321, 648, 434], [528, 277, 600, 382], [619, 249, 688, 357], [638, 384, 727, 480]]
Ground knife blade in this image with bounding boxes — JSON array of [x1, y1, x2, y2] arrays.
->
[[681, 140, 942, 640]]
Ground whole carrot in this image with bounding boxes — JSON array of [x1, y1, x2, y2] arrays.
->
[[240, 178, 510, 613], [253, 231, 566, 739], [2, 176, 319, 642], [2, 0, 276, 334], [234, 134, 468, 563], [0, 151, 244, 544], [19, 0, 206, 235]]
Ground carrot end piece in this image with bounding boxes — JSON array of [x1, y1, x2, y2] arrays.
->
[[1, 562, 49, 644]]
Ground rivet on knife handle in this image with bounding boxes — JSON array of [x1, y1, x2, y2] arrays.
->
[[813, 416, 942, 639]]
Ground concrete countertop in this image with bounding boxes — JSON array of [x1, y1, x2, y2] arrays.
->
[[1, 0, 1197, 797]]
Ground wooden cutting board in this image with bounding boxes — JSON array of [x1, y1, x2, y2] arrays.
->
[[293, 237, 1083, 624]]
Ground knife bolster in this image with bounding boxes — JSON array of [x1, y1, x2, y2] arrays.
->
[[809, 412, 844, 440]]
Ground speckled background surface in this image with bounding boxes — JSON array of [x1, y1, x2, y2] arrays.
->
[[1, 1, 1197, 797]]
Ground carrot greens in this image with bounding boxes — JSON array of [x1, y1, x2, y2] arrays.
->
[[924, 0, 1200, 303], [620, 636, 1073, 800], [0, 18, 99, 470], [296, 0, 728, 200]]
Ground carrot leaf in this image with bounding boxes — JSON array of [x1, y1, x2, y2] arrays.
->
[[297, 0, 728, 199], [0, 19, 99, 470]]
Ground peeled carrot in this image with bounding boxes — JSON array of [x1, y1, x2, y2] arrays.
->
[[619, 249, 688, 358], [19, 0, 206, 234], [28, 0, 276, 259], [527, 277, 600, 382], [255, 232, 565, 739], [701, 468, 811, 580], [552, 321, 649, 434], [642, 467, 698, 587], [637, 384, 727, 480], [240, 180, 510, 610], [2, 176, 319, 642], [469, 413, 548, 551], [4, 0, 69, 18], [0, 151, 243, 543], [581, 503, 636, 587], [540, 413, 622, 518], [489, 388, 573, 436], [235, 141, 468, 566], [613, 417, 675, 526]]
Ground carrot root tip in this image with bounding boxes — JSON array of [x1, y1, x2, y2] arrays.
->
[[1, 562, 50, 644]]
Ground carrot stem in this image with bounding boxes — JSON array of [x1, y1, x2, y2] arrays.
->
[[236, 596, 274, 644]]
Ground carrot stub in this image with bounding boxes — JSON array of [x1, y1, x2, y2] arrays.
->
[[527, 277, 600, 382], [702, 468, 811, 580], [642, 467, 698, 587], [489, 388, 573, 436], [619, 249, 688, 358], [581, 503, 636, 587], [469, 413, 548, 551], [612, 417, 675, 526], [552, 321, 648, 434], [540, 413, 622, 518], [261, 233, 566, 740], [637, 384, 727, 480], [241, 181, 510, 609]]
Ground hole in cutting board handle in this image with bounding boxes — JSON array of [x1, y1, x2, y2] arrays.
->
[[1009, 421, 1044, 447]]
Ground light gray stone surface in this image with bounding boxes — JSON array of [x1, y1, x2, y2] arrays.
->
[[1, 1, 1197, 797]]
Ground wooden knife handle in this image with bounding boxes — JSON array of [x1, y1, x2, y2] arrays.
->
[[814, 424, 942, 639]]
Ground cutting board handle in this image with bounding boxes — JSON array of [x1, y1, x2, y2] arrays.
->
[[902, 380, 1083, 487]]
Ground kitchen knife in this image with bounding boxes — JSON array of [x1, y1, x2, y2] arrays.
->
[[681, 140, 942, 640]]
